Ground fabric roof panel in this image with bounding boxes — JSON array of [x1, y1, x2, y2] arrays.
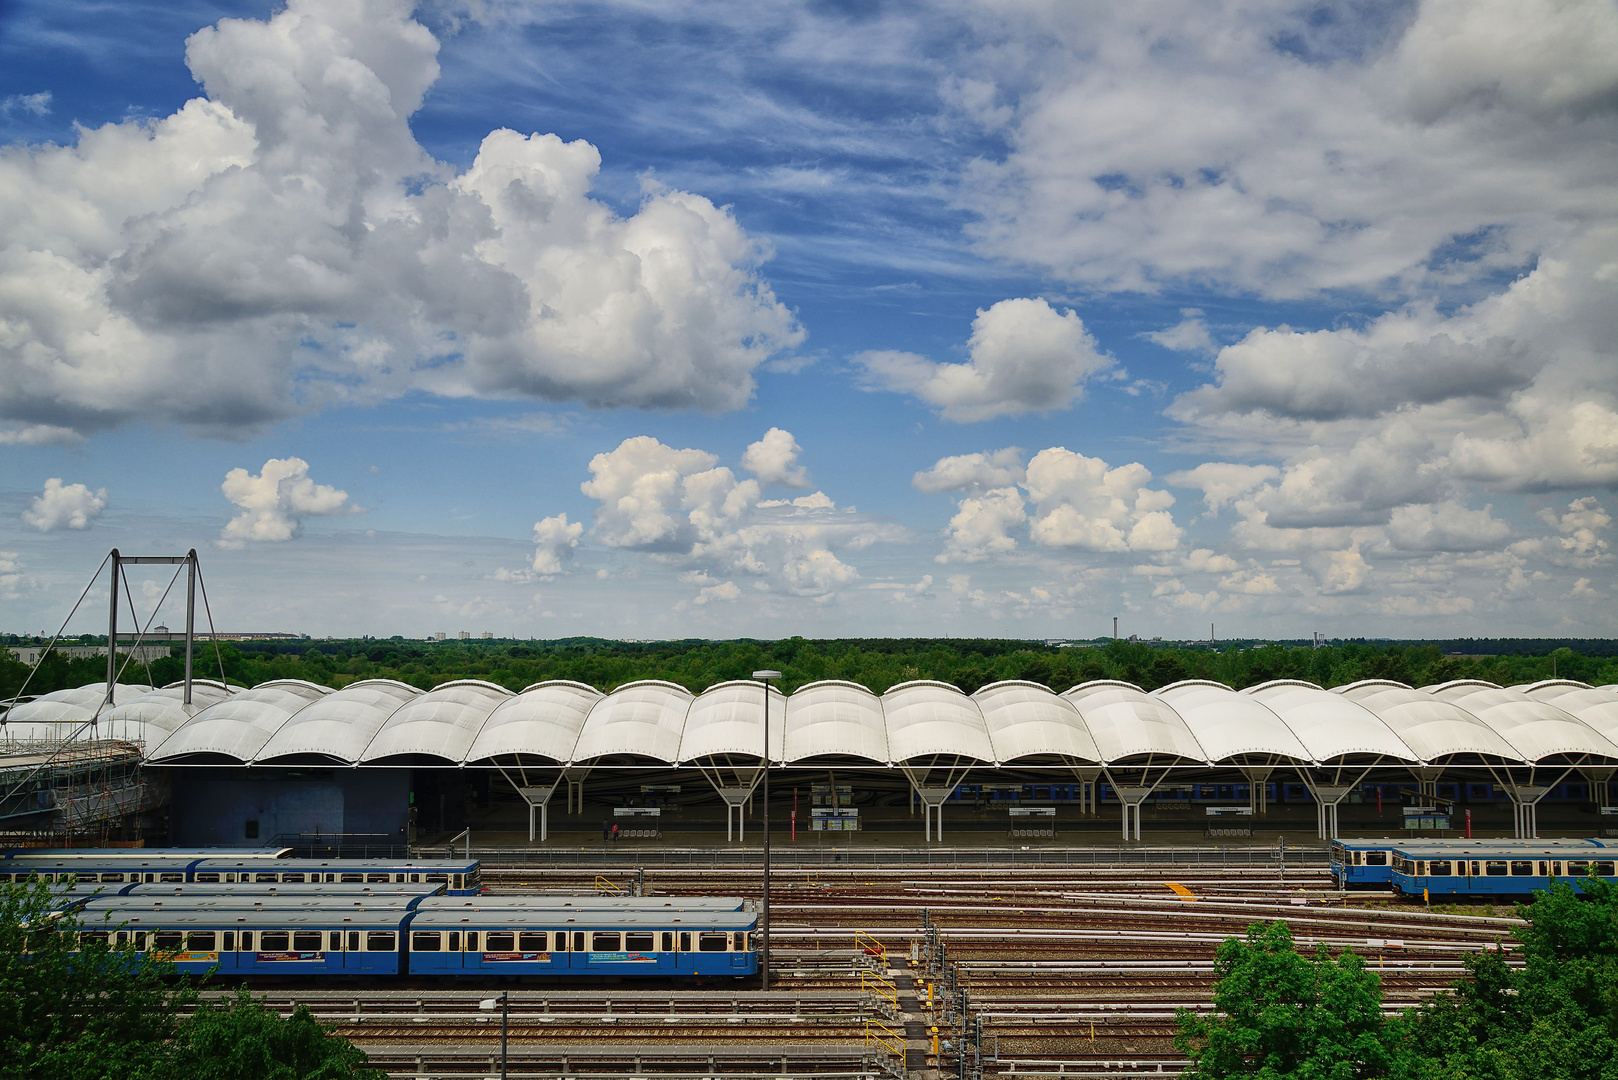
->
[[358, 681, 512, 763], [1244, 681, 1417, 762], [1060, 682, 1207, 763], [1333, 682, 1525, 762], [1519, 682, 1618, 745], [881, 681, 994, 763], [466, 681, 601, 764], [974, 681, 1100, 764], [145, 681, 330, 762], [572, 681, 692, 763], [1425, 682, 1618, 762], [679, 681, 784, 762], [254, 679, 420, 763], [1154, 681, 1311, 762], [782, 681, 888, 764]]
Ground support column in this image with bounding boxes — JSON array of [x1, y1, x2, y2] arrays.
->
[[913, 787, 958, 842], [1114, 786, 1153, 841], [518, 786, 556, 842], [1240, 768, 1274, 815], [1412, 767, 1443, 802], [1071, 768, 1102, 817], [1308, 786, 1356, 840], [717, 788, 755, 841]]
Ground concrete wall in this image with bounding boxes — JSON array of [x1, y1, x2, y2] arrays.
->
[[166, 767, 409, 847]]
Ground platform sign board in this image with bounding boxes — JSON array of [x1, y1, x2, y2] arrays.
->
[[613, 807, 661, 817], [1206, 806, 1254, 817], [810, 807, 859, 831], [1008, 807, 1056, 818]]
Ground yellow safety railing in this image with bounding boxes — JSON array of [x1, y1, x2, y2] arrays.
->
[[593, 875, 621, 896], [865, 1018, 905, 1057], [861, 970, 898, 1011], [854, 930, 887, 962]]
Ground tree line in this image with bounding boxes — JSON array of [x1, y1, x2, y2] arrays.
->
[[1177, 875, 1618, 1079], [5, 636, 1617, 701]]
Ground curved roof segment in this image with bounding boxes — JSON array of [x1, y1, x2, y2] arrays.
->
[[680, 681, 784, 763], [255, 679, 421, 764], [98, 682, 237, 747], [783, 681, 887, 764], [146, 681, 332, 762], [572, 681, 692, 763], [467, 681, 601, 765], [881, 681, 994, 764], [359, 680, 512, 764], [1424, 682, 1618, 762], [1334, 681, 1525, 763], [1154, 681, 1310, 762], [1060, 682, 1205, 763], [2, 683, 155, 739], [974, 681, 1099, 764], [1243, 681, 1417, 762], [1517, 682, 1618, 745]]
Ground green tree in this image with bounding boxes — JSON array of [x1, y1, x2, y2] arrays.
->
[[168, 987, 383, 1080], [1176, 921, 1394, 1079]]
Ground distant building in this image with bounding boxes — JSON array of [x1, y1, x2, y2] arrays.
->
[[458, 631, 471, 640], [432, 632, 446, 641], [9, 644, 168, 667], [481, 631, 494, 640]]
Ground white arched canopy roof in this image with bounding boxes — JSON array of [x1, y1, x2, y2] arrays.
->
[[2, 683, 155, 738], [1154, 681, 1311, 763], [359, 680, 512, 764], [572, 680, 692, 763], [783, 681, 887, 764], [1517, 682, 1618, 746], [1334, 680, 1525, 762], [882, 681, 995, 763], [255, 679, 421, 764], [1244, 680, 1417, 762], [1425, 681, 1618, 762], [974, 681, 1100, 764], [146, 681, 331, 762], [97, 682, 236, 747], [679, 681, 783, 763], [466, 681, 601, 764], [1061, 682, 1207, 763]]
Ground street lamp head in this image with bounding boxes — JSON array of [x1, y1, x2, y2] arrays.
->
[[752, 670, 782, 680]]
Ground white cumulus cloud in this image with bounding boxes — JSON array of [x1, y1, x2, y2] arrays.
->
[[219, 457, 359, 546], [855, 298, 1110, 422], [741, 427, 810, 488], [531, 513, 584, 576], [22, 478, 107, 532]]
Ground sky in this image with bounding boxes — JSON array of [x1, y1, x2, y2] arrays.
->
[[1, 0, 1615, 642]]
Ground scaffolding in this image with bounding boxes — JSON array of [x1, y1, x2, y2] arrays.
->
[[0, 738, 163, 847]]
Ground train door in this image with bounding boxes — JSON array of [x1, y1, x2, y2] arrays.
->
[[731, 932, 749, 969], [677, 931, 692, 971]]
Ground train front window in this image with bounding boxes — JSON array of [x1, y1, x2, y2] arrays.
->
[[592, 932, 621, 951], [699, 932, 729, 952], [1486, 861, 1509, 877], [452, 875, 463, 890], [625, 932, 654, 952], [487, 932, 514, 951], [261, 932, 289, 951], [733, 932, 746, 951], [412, 932, 441, 952], [292, 931, 322, 951], [366, 932, 395, 952]]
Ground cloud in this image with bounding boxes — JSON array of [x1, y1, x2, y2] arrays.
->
[[219, 457, 359, 545], [1145, 309, 1215, 354], [2, 93, 51, 117], [1166, 462, 1280, 514], [1385, 501, 1513, 553], [938, 487, 1027, 563], [0, 0, 801, 440], [741, 427, 810, 487], [574, 432, 900, 601], [912, 448, 1026, 494], [1024, 448, 1182, 553], [531, 513, 584, 576], [22, 478, 107, 532], [960, 0, 1618, 299], [855, 298, 1110, 421], [0, 423, 81, 446], [1539, 497, 1611, 567]]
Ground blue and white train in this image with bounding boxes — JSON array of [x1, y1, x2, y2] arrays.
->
[[1330, 837, 1609, 889], [5, 854, 482, 894], [1388, 839, 1618, 898]]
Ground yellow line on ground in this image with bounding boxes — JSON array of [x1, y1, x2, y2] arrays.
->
[[1166, 882, 1197, 901]]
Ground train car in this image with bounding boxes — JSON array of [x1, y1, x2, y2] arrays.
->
[[419, 895, 747, 912], [1330, 837, 1607, 889], [403, 906, 757, 977], [3, 847, 292, 861], [1389, 840, 1618, 898], [7, 856, 481, 894]]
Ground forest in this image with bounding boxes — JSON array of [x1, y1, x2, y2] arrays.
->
[[5, 635, 1617, 701]]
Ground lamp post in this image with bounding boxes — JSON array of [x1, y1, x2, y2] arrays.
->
[[478, 992, 509, 1078], [753, 669, 781, 990]]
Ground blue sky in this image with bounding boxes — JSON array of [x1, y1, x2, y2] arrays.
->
[[2, 0, 1615, 640]]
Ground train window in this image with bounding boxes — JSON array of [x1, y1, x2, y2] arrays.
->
[[412, 932, 441, 952], [329, 932, 342, 951], [240, 932, 253, 950], [448, 933, 460, 952], [516, 931, 544, 951], [679, 932, 691, 952], [153, 932, 182, 951], [366, 932, 395, 952], [260, 932, 289, 951], [466, 933, 478, 952], [194, 873, 218, 883], [82, 931, 110, 947], [325, 874, 337, 883], [572, 932, 584, 952], [1471, 863, 1481, 876], [625, 932, 654, 952], [134, 932, 148, 950], [410, 874, 421, 883], [1510, 861, 1534, 876], [187, 932, 215, 951], [340, 873, 363, 883], [1485, 861, 1509, 877], [367, 874, 389, 883], [591, 932, 621, 951], [223, 933, 235, 951], [661, 932, 674, 952], [292, 932, 322, 952], [1539, 862, 1551, 876], [426, 874, 448, 884], [698, 933, 729, 952], [160, 874, 184, 883], [347, 932, 359, 952], [101, 873, 126, 883], [1568, 861, 1589, 876], [116, 931, 129, 946], [255, 873, 278, 883], [1366, 852, 1387, 866], [1415, 862, 1427, 876], [452, 876, 463, 890], [1430, 861, 1452, 876], [487, 932, 515, 951], [1598, 862, 1616, 876], [281, 874, 304, 883], [733, 932, 746, 952]]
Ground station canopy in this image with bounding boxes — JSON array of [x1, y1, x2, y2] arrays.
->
[[9, 676, 1618, 771]]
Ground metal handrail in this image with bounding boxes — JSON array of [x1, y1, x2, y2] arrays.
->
[[865, 1017, 905, 1057], [854, 930, 887, 961], [593, 875, 622, 896]]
